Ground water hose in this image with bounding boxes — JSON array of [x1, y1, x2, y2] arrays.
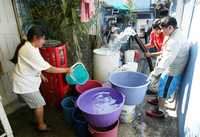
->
[[133, 35, 154, 72]]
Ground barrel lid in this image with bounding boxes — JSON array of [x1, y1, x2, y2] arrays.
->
[[93, 48, 119, 56], [44, 40, 62, 47]]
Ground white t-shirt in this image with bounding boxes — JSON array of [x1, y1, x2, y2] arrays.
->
[[12, 41, 51, 94]]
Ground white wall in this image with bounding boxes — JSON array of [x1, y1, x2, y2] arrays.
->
[[0, 0, 20, 110], [177, 0, 200, 136]]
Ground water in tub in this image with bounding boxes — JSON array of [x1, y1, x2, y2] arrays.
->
[[92, 92, 120, 114]]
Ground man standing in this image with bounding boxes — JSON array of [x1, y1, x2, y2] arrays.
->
[[144, 19, 151, 44], [146, 16, 189, 118]]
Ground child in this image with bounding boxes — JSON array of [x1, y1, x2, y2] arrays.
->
[[146, 16, 189, 118], [145, 19, 165, 94], [145, 19, 164, 58], [12, 26, 71, 131]]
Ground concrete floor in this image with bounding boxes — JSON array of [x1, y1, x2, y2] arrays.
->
[[6, 95, 178, 137]]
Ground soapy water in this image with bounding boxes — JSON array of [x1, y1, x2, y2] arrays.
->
[[91, 92, 120, 114]]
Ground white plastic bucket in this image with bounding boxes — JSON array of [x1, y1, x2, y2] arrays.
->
[[115, 62, 138, 72], [124, 50, 136, 63], [93, 48, 120, 82]]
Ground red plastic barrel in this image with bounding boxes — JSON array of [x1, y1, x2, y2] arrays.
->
[[39, 41, 69, 108]]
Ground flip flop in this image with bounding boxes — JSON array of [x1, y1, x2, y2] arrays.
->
[[147, 98, 159, 105], [145, 109, 165, 118], [34, 123, 53, 132], [36, 126, 52, 132], [146, 89, 157, 95]]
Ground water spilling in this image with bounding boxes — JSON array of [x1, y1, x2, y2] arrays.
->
[[91, 92, 120, 114]]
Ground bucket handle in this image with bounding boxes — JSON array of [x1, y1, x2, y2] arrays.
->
[[70, 73, 79, 83]]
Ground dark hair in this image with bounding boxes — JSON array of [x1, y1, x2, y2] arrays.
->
[[10, 26, 46, 64], [160, 16, 177, 29], [152, 19, 161, 29]]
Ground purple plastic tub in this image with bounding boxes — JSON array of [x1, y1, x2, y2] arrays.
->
[[77, 87, 125, 129], [109, 71, 150, 105]]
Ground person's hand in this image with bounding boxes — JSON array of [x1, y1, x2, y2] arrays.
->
[[111, 27, 119, 33], [41, 74, 48, 82], [147, 73, 154, 82], [145, 52, 151, 57], [144, 44, 151, 48], [65, 68, 71, 74], [147, 74, 152, 82]]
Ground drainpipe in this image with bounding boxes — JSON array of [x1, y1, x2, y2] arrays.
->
[[187, 0, 196, 38], [11, 0, 23, 40], [176, 0, 184, 28]]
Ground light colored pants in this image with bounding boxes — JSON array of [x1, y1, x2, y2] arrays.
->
[[18, 91, 46, 109]]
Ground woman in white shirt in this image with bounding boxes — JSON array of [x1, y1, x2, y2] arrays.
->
[[11, 26, 71, 132]]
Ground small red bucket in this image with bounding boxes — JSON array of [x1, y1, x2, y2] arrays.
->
[[75, 80, 103, 94]]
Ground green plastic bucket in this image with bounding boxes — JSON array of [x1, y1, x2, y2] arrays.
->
[[66, 63, 89, 85]]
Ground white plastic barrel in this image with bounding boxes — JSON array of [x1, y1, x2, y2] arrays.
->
[[93, 48, 120, 82]]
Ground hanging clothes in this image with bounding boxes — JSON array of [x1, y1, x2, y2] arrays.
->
[[80, 0, 95, 22], [102, 0, 134, 10]]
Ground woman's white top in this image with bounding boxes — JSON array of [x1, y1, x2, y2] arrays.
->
[[12, 41, 51, 94]]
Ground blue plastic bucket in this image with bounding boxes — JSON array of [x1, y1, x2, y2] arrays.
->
[[66, 63, 89, 85], [109, 71, 150, 105], [72, 108, 90, 137], [61, 96, 77, 125]]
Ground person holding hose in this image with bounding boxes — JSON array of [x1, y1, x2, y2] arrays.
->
[[11, 26, 71, 131], [146, 16, 189, 118]]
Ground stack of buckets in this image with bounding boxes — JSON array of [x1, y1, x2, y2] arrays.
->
[[109, 71, 150, 124], [117, 50, 139, 124], [61, 96, 91, 137], [61, 82, 124, 137], [61, 62, 150, 137], [61, 80, 108, 137], [77, 87, 124, 137], [122, 50, 139, 72]]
